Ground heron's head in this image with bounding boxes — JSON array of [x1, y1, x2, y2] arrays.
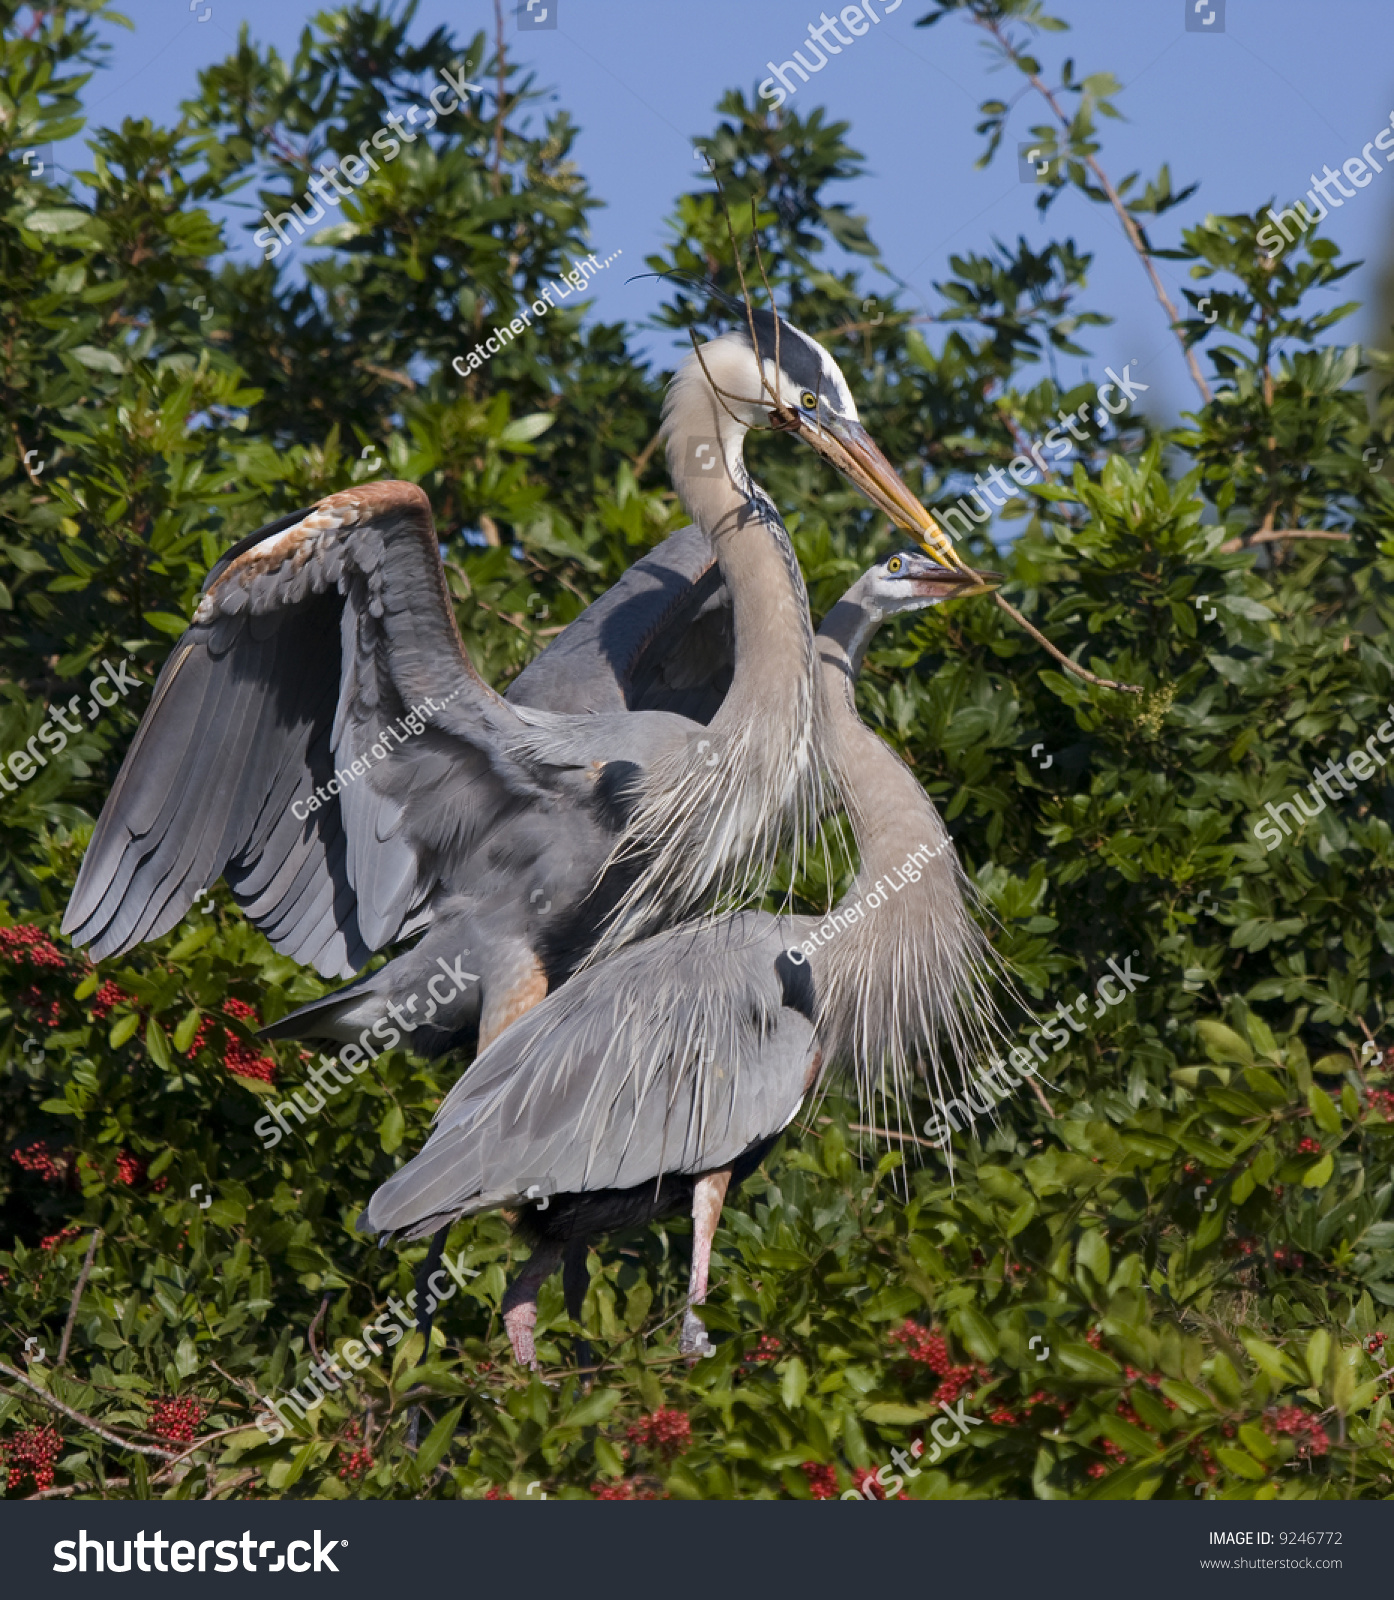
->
[[664, 307, 974, 572], [863, 548, 1001, 619]]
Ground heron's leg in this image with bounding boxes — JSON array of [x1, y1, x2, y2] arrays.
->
[[679, 1168, 732, 1360], [478, 951, 549, 1051], [562, 1237, 594, 1376], [405, 1226, 449, 1451], [501, 1241, 564, 1369]]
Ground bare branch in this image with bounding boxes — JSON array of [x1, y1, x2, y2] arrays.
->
[[0, 1362, 179, 1460], [992, 592, 1143, 693], [978, 16, 1212, 406], [58, 1229, 101, 1368]]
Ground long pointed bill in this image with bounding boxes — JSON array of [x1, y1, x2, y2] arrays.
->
[[911, 568, 1002, 602], [796, 416, 975, 573]]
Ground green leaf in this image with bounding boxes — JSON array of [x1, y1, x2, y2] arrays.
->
[[109, 1012, 140, 1049], [415, 1403, 464, 1476], [1215, 1446, 1267, 1481], [781, 1355, 808, 1410], [378, 1103, 405, 1154], [1197, 1021, 1253, 1066], [1306, 1330, 1331, 1389], [862, 1401, 926, 1425], [499, 413, 555, 446], [1302, 1152, 1334, 1189], [1307, 1084, 1342, 1135], [23, 207, 92, 234], [562, 1387, 621, 1429]]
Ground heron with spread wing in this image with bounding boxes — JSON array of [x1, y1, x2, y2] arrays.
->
[[63, 308, 973, 1056], [361, 549, 1005, 1364]]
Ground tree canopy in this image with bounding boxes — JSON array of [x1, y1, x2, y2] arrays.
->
[[2, 0, 1393, 1500]]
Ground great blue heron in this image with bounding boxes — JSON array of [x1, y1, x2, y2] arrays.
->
[[361, 548, 1003, 1365], [62, 308, 970, 1055]]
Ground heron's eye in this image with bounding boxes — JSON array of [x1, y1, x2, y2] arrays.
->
[[887, 555, 903, 574], [800, 391, 817, 411]]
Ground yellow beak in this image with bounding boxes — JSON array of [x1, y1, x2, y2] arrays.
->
[[796, 415, 976, 574]]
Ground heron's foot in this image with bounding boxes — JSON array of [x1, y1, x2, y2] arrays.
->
[[678, 1308, 715, 1362], [503, 1300, 540, 1370]]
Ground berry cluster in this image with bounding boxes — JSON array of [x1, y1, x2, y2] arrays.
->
[[0, 924, 66, 970], [888, 1320, 950, 1371], [1269, 1406, 1330, 1459], [185, 998, 277, 1085], [626, 1409, 691, 1460], [800, 1462, 838, 1499], [1368, 1088, 1394, 1120], [19, 986, 62, 1028], [1366, 1331, 1387, 1354], [1297, 1135, 1322, 1155], [887, 1320, 988, 1405], [851, 1466, 892, 1499], [591, 1477, 659, 1500], [11, 1139, 70, 1184], [482, 1485, 513, 1500], [337, 1448, 374, 1481], [88, 981, 131, 1021], [743, 1334, 782, 1364], [4, 1424, 62, 1491], [150, 1397, 206, 1444], [40, 1225, 81, 1252], [114, 1150, 146, 1186]]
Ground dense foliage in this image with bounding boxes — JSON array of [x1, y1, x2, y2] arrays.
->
[[2, 0, 1393, 1501]]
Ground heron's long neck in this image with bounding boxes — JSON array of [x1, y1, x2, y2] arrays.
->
[[592, 420, 819, 949], [804, 592, 996, 1119]]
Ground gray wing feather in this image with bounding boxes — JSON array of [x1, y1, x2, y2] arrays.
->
[[507, 525, 733, 721], [362, 913, 813, 1237], [64, 483, 543, 976]]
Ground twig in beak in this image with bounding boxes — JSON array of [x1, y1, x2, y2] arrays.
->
[[992, 592, 1143, 694]]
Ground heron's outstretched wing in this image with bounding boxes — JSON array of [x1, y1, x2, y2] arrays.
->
[[507, 525, 733, 722], [64, 482, 545, 977], [361, 912, 816, 1239]]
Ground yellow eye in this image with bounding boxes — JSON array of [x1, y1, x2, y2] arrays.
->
[[887, 555, 903, 574], [800, 391, 817, 411]]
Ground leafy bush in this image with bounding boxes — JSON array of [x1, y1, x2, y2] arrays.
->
[[2, 0, 1392, 1500]]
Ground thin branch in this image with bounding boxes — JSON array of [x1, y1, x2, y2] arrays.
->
[[631, 427, 663, 478], [848, 1121, 938, 1149], [1218, 527, 1352, 553], [307, 1292, 332, 1365], [490, 0, 506, 197], [27, 1477, 130, 1501], [992, 591, 1142, 693], [980, 16, 1211, 406], [0, 1362, 178, 1460], [359, 360, 417, 392], [58, 1228, 101, 1368]]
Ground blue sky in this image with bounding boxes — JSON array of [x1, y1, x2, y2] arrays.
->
[[53, 0, 1394, 424]]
